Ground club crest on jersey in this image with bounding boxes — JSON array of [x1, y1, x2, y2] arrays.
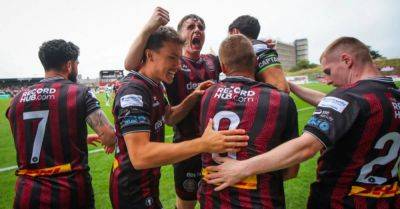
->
[[154, 116, 164, 131], [153, 96, 160, 107], [120, 94, 143, 108], [214, 86, 256, 103], [318, 96, 349, 113], [181, 64, 191, 72]]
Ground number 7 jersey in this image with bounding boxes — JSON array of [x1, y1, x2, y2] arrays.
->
[[198, 76, 298, 209], [6, 77, 100, 174]]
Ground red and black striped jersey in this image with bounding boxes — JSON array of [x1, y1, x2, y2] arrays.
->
[[198, 76, 298, 209], [6, 77, 100, 174], [6, 77, 99, 209], [164, 54, 221, 141], [304, 77, 400, 209], [110, 71, 166, 208]]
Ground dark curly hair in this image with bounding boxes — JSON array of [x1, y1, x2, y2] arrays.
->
[[38, 39, 79, 71], [143, 26, 184, 62], [228, 15, 260, 40], [177, 14, 205, 32]]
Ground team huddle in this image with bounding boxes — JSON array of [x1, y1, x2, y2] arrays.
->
[[6, 6, 400, 209]]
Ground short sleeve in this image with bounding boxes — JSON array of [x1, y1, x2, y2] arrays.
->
[[85, 88, 101, 117], [256, 49, 281, 74], [303, 91, 360, 147], [252, 43, 281, 74], [115, 84, 152, 135]]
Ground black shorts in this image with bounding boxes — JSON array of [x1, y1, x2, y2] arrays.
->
[[173, 154, 202, 201]]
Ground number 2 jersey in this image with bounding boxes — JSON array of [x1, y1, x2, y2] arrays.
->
[[6, 77, 100, 209], [304, 77, 400, 209], [198, 76, 299, 209], [110, 71, 166, 209]]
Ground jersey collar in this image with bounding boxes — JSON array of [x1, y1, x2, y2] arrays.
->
[[131, 71, 160, 87]]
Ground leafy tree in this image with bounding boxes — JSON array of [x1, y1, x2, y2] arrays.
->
[[367, 45, 383, 59]]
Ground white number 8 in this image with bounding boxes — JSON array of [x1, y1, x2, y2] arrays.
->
[[212, 111, 241, 161]]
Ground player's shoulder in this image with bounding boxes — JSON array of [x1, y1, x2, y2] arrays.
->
[[200, 53, 218, 60], [117, 74, 151, 97]]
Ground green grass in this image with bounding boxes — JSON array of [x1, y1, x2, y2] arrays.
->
[[0, 84, 335, 209]]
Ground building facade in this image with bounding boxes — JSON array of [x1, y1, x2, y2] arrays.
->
[[276, 38, 308, 70]]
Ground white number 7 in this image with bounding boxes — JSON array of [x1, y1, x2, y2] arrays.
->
[[23, 110, 49, 164]]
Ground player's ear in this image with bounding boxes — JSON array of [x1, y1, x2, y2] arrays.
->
[[64, 61, 73, 73], [230, 28, 240, 35], [145, 49, 154, 62], [220, 62, 229, 74], [341, 53, 353, 69]]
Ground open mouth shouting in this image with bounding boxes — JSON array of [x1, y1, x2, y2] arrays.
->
[[190, 35, 203, 51]]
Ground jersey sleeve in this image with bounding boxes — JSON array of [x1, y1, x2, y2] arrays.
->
[[282, 96, 299, 142], [84, 87, 101, 117], [115, 84, 152, 135], [303, 90, 360, 147], [252, 43, 281, 74]]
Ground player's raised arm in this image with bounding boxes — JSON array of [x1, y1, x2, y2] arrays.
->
[[288, 81, 326, 106], [164, 80, 214, 125], [124, 7, 169, 71], [124, 119, 248, 170], [258, 66, 290, 93], [86, 109, 115, 147]]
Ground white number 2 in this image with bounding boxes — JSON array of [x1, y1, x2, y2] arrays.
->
[[212, 111, 241, 161], [23, 110, 49, 164], [356, 132, 400, 184]]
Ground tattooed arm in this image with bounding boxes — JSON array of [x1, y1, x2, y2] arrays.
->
[[86, 109, 116, 147]]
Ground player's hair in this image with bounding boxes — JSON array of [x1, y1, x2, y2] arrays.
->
[[143, 26, 184, 62], [177, 14, 205, 32], [219, 34, 256, 73], [38, 39, 79, 71], [228, 15, 260, 40], [321, 37, 373, 65]]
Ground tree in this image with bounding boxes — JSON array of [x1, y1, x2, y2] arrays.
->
[[367, 45, 383, 59]]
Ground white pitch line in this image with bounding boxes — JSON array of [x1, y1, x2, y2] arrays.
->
[[0, 106, 316, 173]]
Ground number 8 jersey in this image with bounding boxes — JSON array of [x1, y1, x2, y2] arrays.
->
[[304, 77, 400, 209], [198, 76, 299, 209]]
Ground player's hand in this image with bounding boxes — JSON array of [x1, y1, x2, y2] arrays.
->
[[204, 156, 250, 191], [104, 145, 115, 154], [193, 80, 215, 97], [262, 39, 276, 49], [144, 7, 170, 33], [200, 119, 248, 153], [87, 134, 101, 146]]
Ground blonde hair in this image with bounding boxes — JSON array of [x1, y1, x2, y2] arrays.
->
[[321, 37, 373, 65], [219, 34, 255, 72]]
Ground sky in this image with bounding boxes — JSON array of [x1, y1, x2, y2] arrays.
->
[[0, 0, 399, 78]]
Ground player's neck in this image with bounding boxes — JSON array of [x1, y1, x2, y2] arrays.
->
[[182, 48, 201, 60], [228, 71, 255, 80], [44, 70, 68, 80], [352, 64, 382, 83], [138, 64, 160, 83]]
